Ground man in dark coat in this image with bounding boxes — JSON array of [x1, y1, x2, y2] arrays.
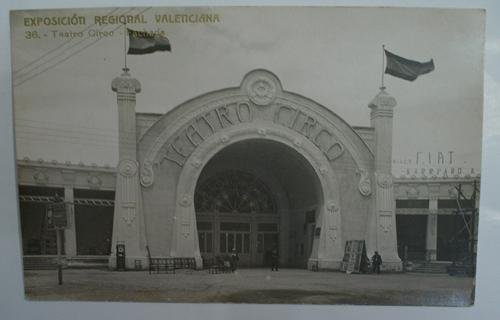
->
[[371, 251, 382, 274], [271, 246, 279, 271]]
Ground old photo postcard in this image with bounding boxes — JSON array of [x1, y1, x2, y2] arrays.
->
[[10, 6, 484, 306]]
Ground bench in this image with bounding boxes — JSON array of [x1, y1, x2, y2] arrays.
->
[[204, 256, 232, 274], [146, 246, 196, 274]]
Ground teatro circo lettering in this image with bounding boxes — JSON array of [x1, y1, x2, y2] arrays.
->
[[162, 101, 344, 166]]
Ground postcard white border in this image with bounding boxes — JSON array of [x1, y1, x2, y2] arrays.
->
[[1, 1, 499, 319]]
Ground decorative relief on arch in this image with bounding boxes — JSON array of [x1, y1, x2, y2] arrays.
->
[[326, 201, 340, 245], [272, 103, 345, 161], [241, 69, 281, 106], [219, 134, 230, 144], [191, 158, 202, 169], [357, 169, 372, 196], [179, 194, 192, 207], [327, 200, 340, 215], [140, 160, 154, 187], [138, 70, 373, 188]]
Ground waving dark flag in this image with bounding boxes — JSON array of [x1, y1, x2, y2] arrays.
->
[[127, 28, 171, 55], [384, 50, 434, 81]]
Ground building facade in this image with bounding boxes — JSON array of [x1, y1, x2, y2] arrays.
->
[[16, 69, 479, 271]]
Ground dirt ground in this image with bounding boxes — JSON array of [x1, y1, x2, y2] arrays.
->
[[23, 268, 474, 306]]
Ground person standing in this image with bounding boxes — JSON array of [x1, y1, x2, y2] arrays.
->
[[230, 248, 239, 272], [271, 246, 279, 271], [371, 251, 382, 274]]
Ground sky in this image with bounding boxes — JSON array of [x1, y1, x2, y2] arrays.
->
[[10, 7, 485, 176]]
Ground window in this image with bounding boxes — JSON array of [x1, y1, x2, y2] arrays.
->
[[396, 199, 429, 208], [438, 199, 475, 209], [195, 170, 277, 214], [198, 231, 213, 253], [258, 223, 278, 232], [220, 222, 250, 232], [220, 231, 250, 254]]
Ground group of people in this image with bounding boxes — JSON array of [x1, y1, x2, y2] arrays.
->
[[226, 248, 383, 274], [228, 246, 280, 272]]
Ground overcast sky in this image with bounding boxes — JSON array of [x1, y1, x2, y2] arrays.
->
[[10, 7, 485, 174]]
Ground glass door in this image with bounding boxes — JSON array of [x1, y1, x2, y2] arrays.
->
[[256, 223, 279, 267]]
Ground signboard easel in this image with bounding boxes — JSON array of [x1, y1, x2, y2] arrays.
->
[[341, 240, 368, 274]]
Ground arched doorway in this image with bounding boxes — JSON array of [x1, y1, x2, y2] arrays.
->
[[133, 69, 383, 271], [194, 139, 322, 268]]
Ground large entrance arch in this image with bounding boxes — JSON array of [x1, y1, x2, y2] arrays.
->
[[109, 68, 402, 271], [168, 123, 341, 269], [194, 139, 324, 268]]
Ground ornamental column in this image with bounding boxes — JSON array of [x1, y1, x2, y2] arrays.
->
[[109, 68, 147, 270], [366, 88, 402, 271], [426, 197, 438, 261]]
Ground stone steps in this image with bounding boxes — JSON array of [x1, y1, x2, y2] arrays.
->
[[411, 261, 451, 274]]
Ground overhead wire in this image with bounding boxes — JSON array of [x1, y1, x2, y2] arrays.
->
[[14, 7, 151, 87], [13, 7, 121, 75]]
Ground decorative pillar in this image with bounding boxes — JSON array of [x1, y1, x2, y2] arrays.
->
[[366, 88, 402, 271], [109, 68, 147, 270], [426, 197, 438, 261], [63, 184, 77, 257]]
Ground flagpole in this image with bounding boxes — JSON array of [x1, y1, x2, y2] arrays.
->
[[123, 23, 128, 72], [381, 44, 385, 89]]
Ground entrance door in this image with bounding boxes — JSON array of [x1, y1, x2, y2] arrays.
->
[[219, 222, 251, 265], [195, 170, 279, 267], [396, 214, 427, 260], [256, 223, 279, 266]]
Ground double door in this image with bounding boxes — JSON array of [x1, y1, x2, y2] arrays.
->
[[197, 218, 279, 267]]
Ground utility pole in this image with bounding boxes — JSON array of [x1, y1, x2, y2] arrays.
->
[[47, 193, 69, 285], [451, 181, 478, 276]]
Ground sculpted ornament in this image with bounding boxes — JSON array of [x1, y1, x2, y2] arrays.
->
[[328, 226, 339, 244], [33, 171, 49, 184], [191, 158, 202, 168], [406, 186, 419, 198], [242, 70, 281, 106], [293, 138, 302, 147], [87, 174, 102, 188], [118, 159, 138, 177], [379, 212, 392, 233], [181, 222, 191, 239], [140, 160, 154, 187], [376, 173, 393, 189], [357, 169, 372, 196], [247, 77, 277, 106], [327, 200, 339, 215], [179, 194, 192, 207], [220, 135, 230, 144], [319, 166, 329, 175], [121, 203, 137, 226], [111, 70, 141, 93], [257, 128, 267, 136]]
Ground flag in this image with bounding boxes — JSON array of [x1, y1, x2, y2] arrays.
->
[[127, 28, 171, 55], [384, 49, 434, 81]]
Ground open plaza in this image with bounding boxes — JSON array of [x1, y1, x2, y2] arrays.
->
[[24, 268, 474, 306]]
